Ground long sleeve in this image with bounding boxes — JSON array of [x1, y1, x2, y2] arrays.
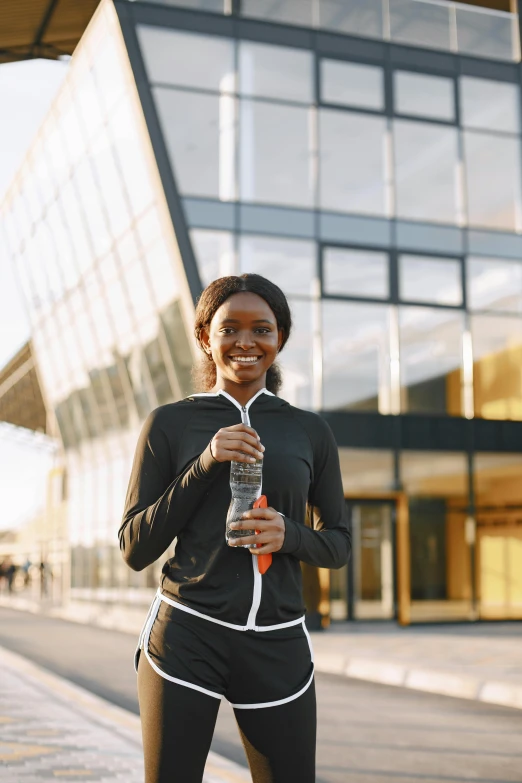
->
[[119, 408, 225, 571], [278, 416, 351, 569]]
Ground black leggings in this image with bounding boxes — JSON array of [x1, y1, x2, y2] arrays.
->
[[137, 652, 316, 783]]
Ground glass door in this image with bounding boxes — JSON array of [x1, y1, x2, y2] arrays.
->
[[351, 502, 394, 619], [329, 500, 396, 621]]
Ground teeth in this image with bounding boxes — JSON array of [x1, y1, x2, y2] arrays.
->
[[230, 356, 259, 363]]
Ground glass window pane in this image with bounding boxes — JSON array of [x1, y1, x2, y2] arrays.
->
[[320, 110, 387, 215], [339, 449, 395, 493], [319, 0, 384, 38], [154, 88, 236, 200], [323, 247, 388, 299], [472, 314, 522, 421], [279, 299, 314, 409], [394, 120, 458, 224], [456, 7, 517, 63], [242, 0, 313, 26], [464, 131, 521, 232], [239, 41, 312, 103], [390, 0, 451, 50], [399, 255, 462, 306], [240, 101, 313, 208], [137, 26, 235, 92], [394, 71, 454, 122], [460, 76, 519, 133], [467, 257, 522, 314], [191, 229, 236, 287], [321, 59, 384, 110], [400, 451, 470, 622], [323, 301, 391, 412], [400, 306, 464, 415], [240, 235, 316, 297]]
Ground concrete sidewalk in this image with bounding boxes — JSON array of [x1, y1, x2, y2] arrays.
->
[[0, 645, 251, 783], [312, 622, 522, 711]]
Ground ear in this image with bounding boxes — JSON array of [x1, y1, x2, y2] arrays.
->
[[200, 326, 212, 355]]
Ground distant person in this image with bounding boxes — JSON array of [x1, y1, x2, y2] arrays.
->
[[6, 560, 16, 593], [120, 274, 351, 783]]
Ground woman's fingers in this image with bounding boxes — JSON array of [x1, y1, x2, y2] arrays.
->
[[211, 426, 265, 463]]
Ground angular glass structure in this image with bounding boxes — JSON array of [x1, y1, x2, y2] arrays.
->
[[3, 0, 522, 625]]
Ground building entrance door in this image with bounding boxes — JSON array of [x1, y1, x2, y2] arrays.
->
[[330, 500, 396, 621], [350, 501, 395, 619]]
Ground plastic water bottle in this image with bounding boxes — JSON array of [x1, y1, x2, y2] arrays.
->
[[226, 459, 263, 546]]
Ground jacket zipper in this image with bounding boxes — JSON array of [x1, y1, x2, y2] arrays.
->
[[239, 403, 263, 631], [218, 391, 265, 631]]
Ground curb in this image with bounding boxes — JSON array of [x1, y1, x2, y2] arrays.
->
[[0, 645, 252, 783], [312, 649, 522, 711]]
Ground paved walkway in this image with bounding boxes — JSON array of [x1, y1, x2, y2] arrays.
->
[[312, 621, 522, 710], [2, 592, 522, 711], [0, 645, 250, 783]]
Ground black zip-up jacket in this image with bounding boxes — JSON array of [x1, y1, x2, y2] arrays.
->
[[119, 388, 351, 630]]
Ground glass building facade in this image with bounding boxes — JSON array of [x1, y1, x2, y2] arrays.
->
[[2, 0, 522, 624]]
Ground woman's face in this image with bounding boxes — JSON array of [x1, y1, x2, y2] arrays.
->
[[202, 292, 283, 388]]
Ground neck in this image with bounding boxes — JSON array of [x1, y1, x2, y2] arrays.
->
[[211, 378, 267, 407]]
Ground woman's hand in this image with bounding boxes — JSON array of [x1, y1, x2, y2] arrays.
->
[[210, 424, 264, 464], [229, 507, 285, 555]]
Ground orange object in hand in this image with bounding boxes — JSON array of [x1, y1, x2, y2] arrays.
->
[[253, 495, 272, 575]]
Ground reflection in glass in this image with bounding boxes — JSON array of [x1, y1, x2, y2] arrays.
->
[[389, 0, 451, 50], [464, 131, 521, 232], [137, 26, 235, 93], [320, 59, 384, 110], [242, 0, 313, 26], [319, 0, 384, 38], [399, 255, 462, 306], [278, 299, 314, 409], [472, 314, 522, 421], [320, 110, 387, 215], [191, 229, 236, 287], [467, 257, 522, 314], [460, 77, 520, 133], [394, 120, 459, 224], [240, 101, 313, 208], [240, 235, 316, 297], [394, 71, 454, 122], [323, 247, 389, 299], [339, 449, 395, 494], [400, 450, 470, 621], [322, 301, 391, 412], [473, 453, 522, 619], [239, 41, 312, 103], [155, 88, 236, 201], [456, 6, 517, 62], [399, 306, 464, 415]]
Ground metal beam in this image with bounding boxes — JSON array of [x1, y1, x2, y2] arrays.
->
[[33, 0, 61, 50]]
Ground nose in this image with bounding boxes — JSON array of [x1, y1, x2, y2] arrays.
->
[[235, 331, 255, 349]]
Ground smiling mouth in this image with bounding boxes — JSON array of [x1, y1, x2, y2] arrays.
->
[[229, 355, 263, 365]]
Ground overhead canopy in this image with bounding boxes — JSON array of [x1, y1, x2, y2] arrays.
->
[[0, 342, 47, 433], [0, 0, 101, 64]]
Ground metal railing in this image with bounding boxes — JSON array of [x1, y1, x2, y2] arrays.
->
[[141, 0, 520, 62]]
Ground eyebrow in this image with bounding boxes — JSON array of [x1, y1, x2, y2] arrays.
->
[[220, 318, 274, 324]]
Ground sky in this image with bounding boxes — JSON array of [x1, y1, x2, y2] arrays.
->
[[0, 58, 68, 531]]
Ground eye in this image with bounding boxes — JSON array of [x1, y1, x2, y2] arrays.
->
[[255, 328, 271, 334], [220, 327, 235, 334]]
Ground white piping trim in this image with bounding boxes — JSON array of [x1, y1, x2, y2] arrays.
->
[[143, 649, 223, 700], [158, 591, 304, 633], [246, 555, 262, 630], [139, 591, 223, 701], [231, 617, 315, 710]]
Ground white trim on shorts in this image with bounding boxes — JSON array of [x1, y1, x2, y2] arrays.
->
[[135, 593, 314, 708]]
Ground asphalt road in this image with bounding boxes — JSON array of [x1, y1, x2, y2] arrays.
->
[[0, 606, 521, 783]]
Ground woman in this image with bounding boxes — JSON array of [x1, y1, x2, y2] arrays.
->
[[120, 274, 350, 783]]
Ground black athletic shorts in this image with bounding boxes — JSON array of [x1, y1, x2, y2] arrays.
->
[[135, 591, 315, 709]]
